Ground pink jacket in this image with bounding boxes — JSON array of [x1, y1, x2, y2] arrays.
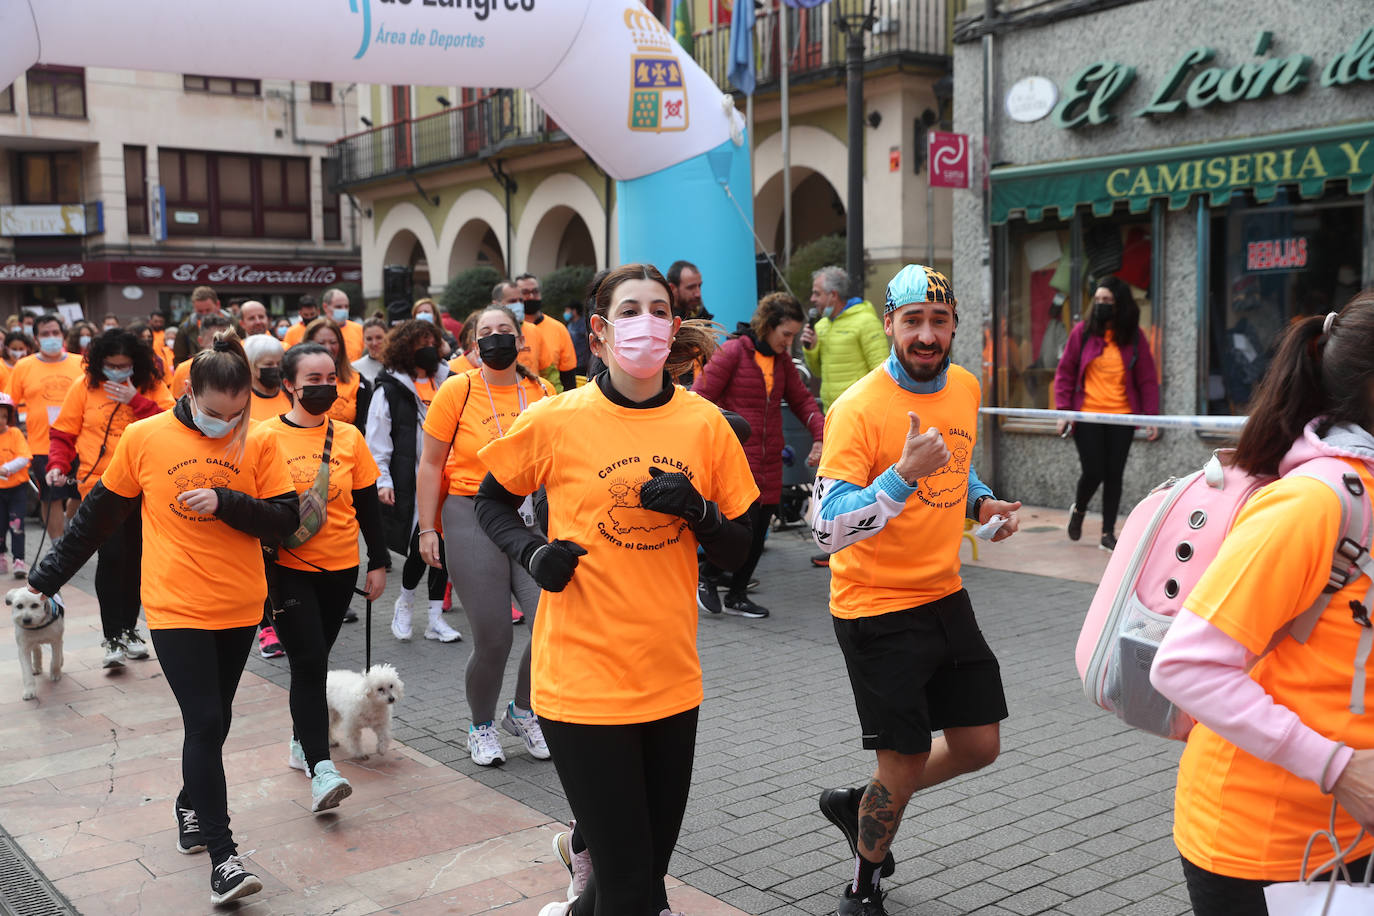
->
[[1151, 422, 1374, 788], [1053, 323, 1159, 416]]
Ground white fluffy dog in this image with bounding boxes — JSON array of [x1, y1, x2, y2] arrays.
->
[[326, 663, 403, 759], [8, 587, 64, 701]]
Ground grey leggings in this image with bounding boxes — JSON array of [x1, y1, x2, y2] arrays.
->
[[442, 494, 542, 725]]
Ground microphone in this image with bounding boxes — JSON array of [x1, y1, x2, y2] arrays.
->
[[808, 307, 821, 328]]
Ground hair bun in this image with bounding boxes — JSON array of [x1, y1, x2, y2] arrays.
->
[[212, 337, 234, 352]]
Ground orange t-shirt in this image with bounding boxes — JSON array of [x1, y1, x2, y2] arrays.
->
[[423, 369, 549, 497], [326, 373, 364, 425], [1176, 469, 1374, 880], [100, 411, 294, 630], [263, 417, 379, 573], [6, 354, 84, 455], [516, 320, 546, 376], [820, 364, 981, 619], [0, 425, 32, 488], [1080, 331, 1131, 414], [528, 317, 577, 373], [52, 379, 175, 496], [479, 383, 758, 725], [250, 389, 292, 423], [753, 351, 776, 399], [283, 322, 307, 349], [0, 361, 11, 397], [413, 377, 438, 408], [340, 321, 365, 363], [448, 352, 476, 374], [170, 359, 191, 399]]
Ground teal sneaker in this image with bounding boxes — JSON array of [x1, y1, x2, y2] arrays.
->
[[309, 761, 352, 813], [288, 738, 307, 773]]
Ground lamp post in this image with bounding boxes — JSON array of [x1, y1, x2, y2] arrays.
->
[[835, 0, 877, 299]]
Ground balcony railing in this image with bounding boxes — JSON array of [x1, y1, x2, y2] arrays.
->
[[692, 0, 964, 92], [328, 89, 561, 188]]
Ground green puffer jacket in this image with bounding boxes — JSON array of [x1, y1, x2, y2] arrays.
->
[[803, 300, 890, 410]]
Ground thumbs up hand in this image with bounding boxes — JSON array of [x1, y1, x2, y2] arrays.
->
[[895, 413, 950, 485]]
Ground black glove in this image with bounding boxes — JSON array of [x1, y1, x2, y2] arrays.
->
[[526, 539, 588, 592], [639, 466, 710, 524]]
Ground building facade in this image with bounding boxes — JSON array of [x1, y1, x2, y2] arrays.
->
[[952, 0, 1374, 510], [0, 68, 361, 324]]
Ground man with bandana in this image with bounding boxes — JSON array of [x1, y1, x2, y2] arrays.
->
[[808, 266, 1023, 916]]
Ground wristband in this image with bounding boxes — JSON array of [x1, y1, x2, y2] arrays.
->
[[418, 528, 437, 536]]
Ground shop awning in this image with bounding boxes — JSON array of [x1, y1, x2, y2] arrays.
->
[[990, 121, 1374, 225]]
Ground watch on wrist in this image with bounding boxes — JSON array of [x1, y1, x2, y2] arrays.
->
[[973, 494, 992, 518]]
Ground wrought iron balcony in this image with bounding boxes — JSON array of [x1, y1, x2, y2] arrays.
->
[[327, 89, 562, 189]]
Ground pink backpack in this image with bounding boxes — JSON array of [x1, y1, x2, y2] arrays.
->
[[1075, 448, 1372, 740]]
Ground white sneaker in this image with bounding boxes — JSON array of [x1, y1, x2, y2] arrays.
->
[[391, 591, 414, 641], [502, 703, 551, 759], [539, 902, 574, 916], [554, 826, 592, 899], [123, 628, 150, 660], [101, 637, 126, 669], [467, 722, 506, 767], [288, 737, 307, 773], [424, 618, 463, 643]]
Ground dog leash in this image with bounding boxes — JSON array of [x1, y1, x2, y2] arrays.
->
[[365, 597, 372, 672]]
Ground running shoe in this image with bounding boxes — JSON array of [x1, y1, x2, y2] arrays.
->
[[309, 760, 352, 812], [818, 788, 895, 877], [553, 825, 592, 899], [392, 591, 414, 641], [835, 886, 887, 916], [101, 637, 127, 669], [723, 593, 769, 619], [696, 579, 722, 615], [425, 617, 463, 642], [123, 627, 149, 660], [175, 798, 205, 854], [287, 737, 307, 773], [468, 722, 506, 767], [502, 703, 550, 760], [343, 607, 358, 623], [258, 626, 284, 659], [1101, 531, 1118, 552], [538, 903, 573, 916], [10, 558, 25, 578], [1067, 503, 1085, 542], [209, 853, 263, 905], [512, 604, 525, 625], [810, 553, 830, 568]]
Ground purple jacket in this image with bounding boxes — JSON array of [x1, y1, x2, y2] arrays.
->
[[1053, 322, 1159, 416]]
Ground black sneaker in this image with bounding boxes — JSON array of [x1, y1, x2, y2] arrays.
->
[[1067, 504, 1085, 541], [723, 592, 769, 618], [811, 553, 830, 568], [1101, 531, 1118, 551], [818, 788, 895, 877], [697, 579, 722, 615], [175, 799, 206, 855], [343, 608, 358, 623], [209, 854, 263, 905], [835, 886, 887, 916]]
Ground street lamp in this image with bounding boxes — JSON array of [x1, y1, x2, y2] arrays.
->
[[835, 0, 877, 299]]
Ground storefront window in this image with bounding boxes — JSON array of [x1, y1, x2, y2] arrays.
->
[[997, 205, 1158, 421], [1205, 185, 1367, 415]]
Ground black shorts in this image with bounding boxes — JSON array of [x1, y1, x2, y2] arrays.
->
[[833, 589, 1008, 755], [31, 455, 78, 503]]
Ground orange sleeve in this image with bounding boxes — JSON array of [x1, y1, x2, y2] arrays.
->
[[51, 380, 86, 437], [476, 404, 549, 497], [252, 428, 295, 498], [147, 379, 175, 410], [100, 422, 143, 498], [5, 361, 23, 403], [817, 396, 879, 489], [283, 323, 306, 349], [421, 373, 469, 443]]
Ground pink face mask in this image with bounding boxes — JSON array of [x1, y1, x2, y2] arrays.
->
[[606, 313, 673, 379]]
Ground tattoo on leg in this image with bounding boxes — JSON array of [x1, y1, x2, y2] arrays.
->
[[857, 779, 904, 858]]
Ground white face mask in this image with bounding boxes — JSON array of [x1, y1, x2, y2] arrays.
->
[[508, 302, 525, 324]]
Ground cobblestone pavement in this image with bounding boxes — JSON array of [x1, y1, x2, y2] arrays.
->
[[228, 521, 1190, 916]]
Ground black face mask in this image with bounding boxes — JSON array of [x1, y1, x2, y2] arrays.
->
[[477, 333, 519, 370], [1092, 302, 1115, 326], [257, 367, 282, 389], [523, 298, 543, 317], [295, 384, 338, 415], [414, 346, 440, 374]]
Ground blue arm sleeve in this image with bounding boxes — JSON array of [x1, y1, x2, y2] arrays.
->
[[966, 467, 993, 519], [809, 467, 918, 553]]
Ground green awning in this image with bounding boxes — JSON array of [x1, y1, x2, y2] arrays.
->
[[990, 121, 1374, 224]]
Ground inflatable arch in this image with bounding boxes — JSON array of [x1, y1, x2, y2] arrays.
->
[[0, 1, 755, 328]]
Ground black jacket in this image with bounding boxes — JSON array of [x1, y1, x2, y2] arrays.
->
[[372, 371, 421, 555], [28, 398, 300, 596]]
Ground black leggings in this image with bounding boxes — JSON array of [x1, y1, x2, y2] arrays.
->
[[151, 625, 256, 865], [703, 501, 775, 595], [401, 524, 447, 599], [1072, 422, 1135, 532], [541, 708, 699, 916], [271, 565, 357, 772], [95, 508, 142, 640], [1181, 853, 1373, 915]]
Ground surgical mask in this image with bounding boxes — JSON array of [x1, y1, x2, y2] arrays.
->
[[508, 302, 525, 323], [275, 326, 288, 339], [38, 337, 63, 355], [605, 313, 673, 380], [257, 367, 283, 389], [477, 333, 518, 371], [332, 308, 350, 323], [79, 335, 91, 349], [563, 310, 573, 323], [416, 312, 434, 323], [103, 366, 134, 383], [8, 349, 26, 362], [414, 346, 440, 375], [190, 397, 240, 439], [524, 298, 543, 317], [295, 383, 338, 415]]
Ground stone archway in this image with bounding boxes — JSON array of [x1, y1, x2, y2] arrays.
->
[[515, 173, 605, 275]]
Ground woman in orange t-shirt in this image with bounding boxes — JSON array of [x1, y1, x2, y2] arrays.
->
[[26, 333, 298, 906], [302, 316, 372, 432], [474, 264, 758, 916], [416, 305, 552, 768], [47, 328, 173, 665], [261, 343, 389, 815], [1051, 275, 1159, 550], [1151, 295, 1374, 914]]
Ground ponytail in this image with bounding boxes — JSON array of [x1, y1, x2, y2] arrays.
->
[[1235, 291, 1374, 476], [667, 319, 721, 382], [188, 331, 252, 461]]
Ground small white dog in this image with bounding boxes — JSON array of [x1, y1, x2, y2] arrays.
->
[[326, 663, 404, 759], [9, 587, 64, 701]]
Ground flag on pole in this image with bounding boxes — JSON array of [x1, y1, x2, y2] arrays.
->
[[727, 0, 756, 94], [672, 0, 694, 54], [782, 0, 830, 7]]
